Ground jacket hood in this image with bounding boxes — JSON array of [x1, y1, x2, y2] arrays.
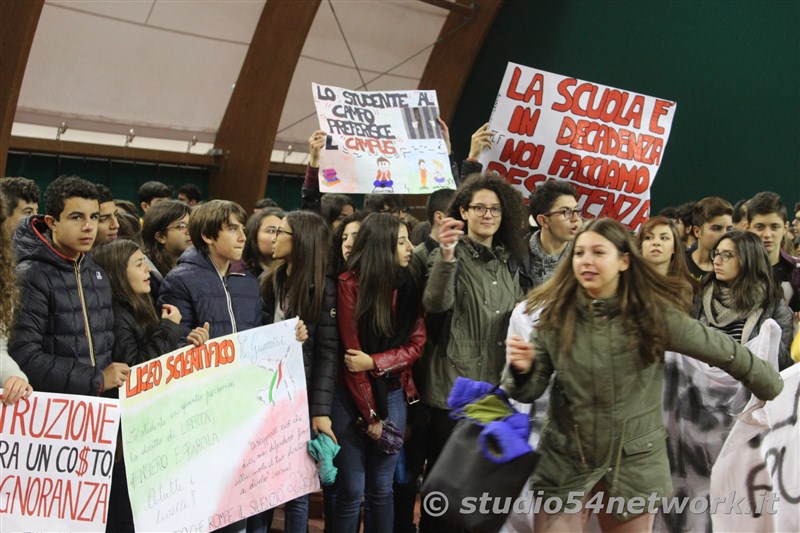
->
[[13, 215, 80, 270]]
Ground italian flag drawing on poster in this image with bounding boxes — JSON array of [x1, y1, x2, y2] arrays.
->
[[119, 318, 319, 532]]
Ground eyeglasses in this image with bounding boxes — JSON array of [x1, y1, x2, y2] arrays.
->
[[381, 207, 408, 216], [542, 207, 582, 220], [275, 228, 293, 237], [710, 250, 736, 262], [167, 222, 189, 232], [263, 226, 279, 235], [468, 205, 502, 218]]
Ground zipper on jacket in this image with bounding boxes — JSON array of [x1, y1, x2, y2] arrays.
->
[[359, 383, 377, 419], [74, 261, 96, 366], [216, 268, 237, 334], [573, 424, 587, 466]]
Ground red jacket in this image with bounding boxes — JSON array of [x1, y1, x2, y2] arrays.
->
[[337, 271, 425, 422]]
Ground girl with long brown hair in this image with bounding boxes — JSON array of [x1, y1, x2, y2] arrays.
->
[[333, 212, 425, 533], [506, 218, 782, 533]]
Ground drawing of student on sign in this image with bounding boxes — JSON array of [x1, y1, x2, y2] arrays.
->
[[373, 157, 394, 192]]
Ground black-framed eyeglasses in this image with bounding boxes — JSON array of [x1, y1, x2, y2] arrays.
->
[[166, 222, 189, 232], [468, 204, 502, 218], [381, 207, 408, 216], [542, 207, 582, 220], [275, 228, 293, 237], [263, 226, 279, 235], [710, 250, 735, 262]]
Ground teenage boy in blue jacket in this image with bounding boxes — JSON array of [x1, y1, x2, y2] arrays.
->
[[158, 199, 261, 338]]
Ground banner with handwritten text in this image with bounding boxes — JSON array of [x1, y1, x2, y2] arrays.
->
[[0, 391, 120, 532], [119, 318, 319, 533], [312, 83, 455, 194], [480, 63, 677, 230]]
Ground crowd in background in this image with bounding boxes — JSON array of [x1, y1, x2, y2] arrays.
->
[[1, 124, 797, 533]]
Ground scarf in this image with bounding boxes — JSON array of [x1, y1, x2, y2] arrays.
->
[[701, 282, 764, 344], [528, 230, 567, 288], [357, 268, 421, 419]]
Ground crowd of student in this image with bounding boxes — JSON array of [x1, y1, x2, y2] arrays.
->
[[0, 126, 797, 533]]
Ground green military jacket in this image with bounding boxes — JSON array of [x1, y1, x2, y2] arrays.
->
[[420, 237, 523, 409], [504, 291, 783, 521]]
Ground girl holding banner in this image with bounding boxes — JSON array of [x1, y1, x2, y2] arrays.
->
[[256, 210, 339, 533], [333, 212, 425, 533], [504, 218, 783, 533]]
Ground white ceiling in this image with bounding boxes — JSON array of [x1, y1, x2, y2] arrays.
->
[[14, 0, 449, 162]]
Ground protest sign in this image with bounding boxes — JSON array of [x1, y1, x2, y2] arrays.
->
[[119, 318, 319, 533], [479, 63, 677, 230], [711, 364, 799, 533], [0, 391, 120, 532], [656, 320, 781, 533], [312, 83, 456, 194]]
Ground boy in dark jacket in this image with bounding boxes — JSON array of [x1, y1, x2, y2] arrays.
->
[[10, 175, 130, 395], [158, 199, 261, 338]]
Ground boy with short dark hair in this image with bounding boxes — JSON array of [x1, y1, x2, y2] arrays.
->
[[93, 183, 120, 247], [176, 183, 202, 206], [1, 176, 40, 236], [137, 180, 172, 214], [687, 196, 733, 281], [526, 179, 583, 290], [747, 191, 800, 312], [158, 199, 261, 338], [10, 175, 129, 395]]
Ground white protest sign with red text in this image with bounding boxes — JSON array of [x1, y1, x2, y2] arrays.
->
[[119, 318, 318, 533], [0, 391, 120, 532], [479, 63, 677, 230]]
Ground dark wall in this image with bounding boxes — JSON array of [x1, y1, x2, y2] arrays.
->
[[5, 152, 210, 210], [451, 0, 799, 211]]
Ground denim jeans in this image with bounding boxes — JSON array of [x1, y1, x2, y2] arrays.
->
[[331, 385, 407, 533]]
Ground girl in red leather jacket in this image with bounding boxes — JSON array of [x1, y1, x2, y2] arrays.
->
[[333, 212, 426, 533]]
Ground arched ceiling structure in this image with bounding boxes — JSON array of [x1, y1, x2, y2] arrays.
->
[[2, 0, 502, 209]]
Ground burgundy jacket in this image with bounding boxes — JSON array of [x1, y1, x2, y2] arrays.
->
[[337, 271, 425, 422]]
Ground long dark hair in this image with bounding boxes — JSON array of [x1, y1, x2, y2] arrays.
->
[[0, 196, 18, 336], [330, 210, 368, 276], [320, 193, 355, 227], [448, 173, 526, 261], [526, 218, 690, 364], [142, 200, 191, 275], [243, 207, 285, 276], [262, 211, 330, 323], [92, 239, 159, 334], [347, 213, 406, 338], [701, 230, 783, 313]]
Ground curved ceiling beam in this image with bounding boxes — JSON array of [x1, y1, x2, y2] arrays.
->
[[209, 0, 321, 210], [417, 0, 504, 125], [0, 0, 44, 178]]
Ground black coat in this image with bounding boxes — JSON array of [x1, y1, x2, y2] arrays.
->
[[157, 248, 261, 338], [262, 273, 339, 417], [111, 301, 184, 366], [10, 216, 114, 395]]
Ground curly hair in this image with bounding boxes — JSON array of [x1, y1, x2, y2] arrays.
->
[[0, 196, 19, 336], [447, 173, 527, 261], [44, 175, 99, 219]]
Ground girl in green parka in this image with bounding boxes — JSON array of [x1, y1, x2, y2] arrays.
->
[[505, 218, 783, 533]]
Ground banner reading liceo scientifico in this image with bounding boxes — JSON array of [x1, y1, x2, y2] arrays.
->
[[312, 82, 456, 194], [480, 63, 677, 230], [0, 391, 120, 532], [119, 318, 319, 533]]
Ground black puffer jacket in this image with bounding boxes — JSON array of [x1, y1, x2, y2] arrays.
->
[[111, 301, 184, 366], [10, 216, 114, 395], [157, 248, 261, 338], [262, 273, 339, 417]]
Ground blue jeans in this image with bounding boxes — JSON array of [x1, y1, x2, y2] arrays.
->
[[331, 385, 407, 533]]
